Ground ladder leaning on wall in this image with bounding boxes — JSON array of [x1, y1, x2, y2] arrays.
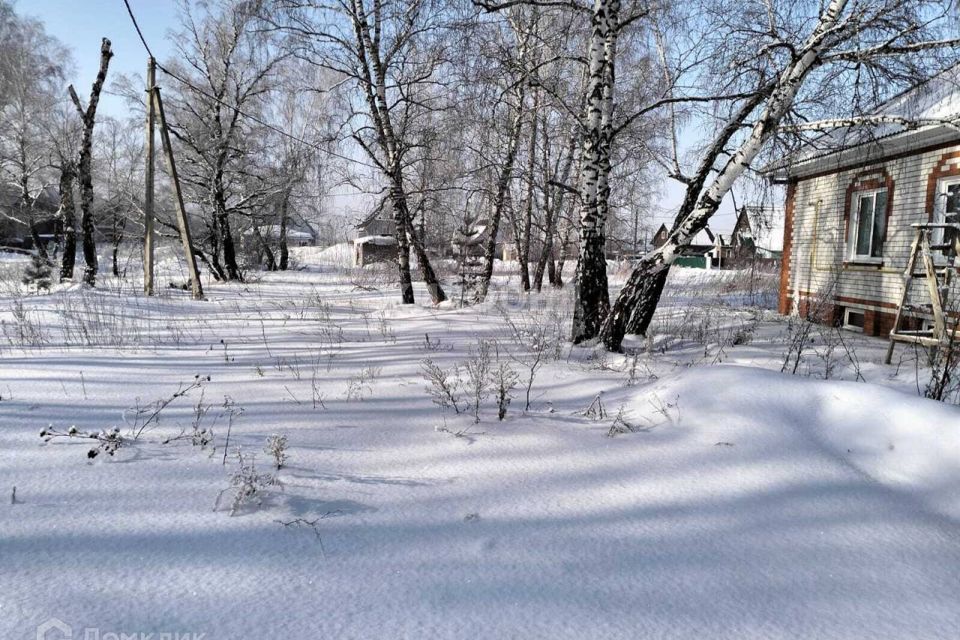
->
[[884, 222, 960, 364]]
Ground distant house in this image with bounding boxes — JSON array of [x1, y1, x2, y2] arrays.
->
[[354, 203, 397, 266], [654, 224, 718, 268], [0, 185, 61, 252], [710, 207, 785, 268], [769, 66, 960, 336], [244, 223, 317, 247], [652, 224, 670, 248]]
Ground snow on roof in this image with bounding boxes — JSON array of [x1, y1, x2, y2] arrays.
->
[[770, 66, 960, 176], [242, 225, 315, 240], [741, 207, 785, 252], [880, 65, 960, 122], [354, 235, 397, 246]]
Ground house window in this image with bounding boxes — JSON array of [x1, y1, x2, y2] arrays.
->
[[848, 189, 887, 260], [843, 308, 865, 332], [933, 178, 960, 258]]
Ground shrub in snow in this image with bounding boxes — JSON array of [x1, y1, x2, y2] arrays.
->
[[344, 366, 381, 401], [926, 340, 960, 403], [497, 304, 562, 411], [264, 434, 288, 469], [606, 407, 638, 438], [215, 449, 281, 516], [490, 361, 518, 421], [3, 298, 47, 347], [126, 375, 209, 440], [463, 341, 492, 423], [40, 424, 123, 459], [420, 358, 463, 414], [577, 394, 607, 420]]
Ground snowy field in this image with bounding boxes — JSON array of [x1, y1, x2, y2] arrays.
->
[[2, 248, 960, 639]]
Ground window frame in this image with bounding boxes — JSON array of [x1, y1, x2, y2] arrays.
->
[[847, 188, 888, 263], [842, 308, 866, 332], [932, 177, 960, 257]]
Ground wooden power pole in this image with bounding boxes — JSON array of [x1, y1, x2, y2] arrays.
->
[[143, 57, 156, 295], [142, 57, 204, 300]]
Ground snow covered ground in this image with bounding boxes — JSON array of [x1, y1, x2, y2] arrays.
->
[[1, 253, 959, 639]]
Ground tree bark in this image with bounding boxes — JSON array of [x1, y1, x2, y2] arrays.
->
[[515, 89, 540, 292], [390, 185, 416, 304], [68, 38, 112, 287], [393, 179, 447, 304], [252, 225, 277, 271], [571, 0, 619, 343], [278, 191, 290, 270], [534, 129, 576, 291], [217, 207, 241, 281], [477, 91, 525, 301]]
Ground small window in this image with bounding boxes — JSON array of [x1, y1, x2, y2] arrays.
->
[[848, 189, 887, 260], [843, 308, 865, 332]]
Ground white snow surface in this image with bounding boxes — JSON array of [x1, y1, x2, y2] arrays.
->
[[1, 262, 959, 639]]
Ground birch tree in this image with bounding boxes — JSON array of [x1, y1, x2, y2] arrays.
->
[[49, 101, 82, 282], [68, 38, 113, 286], [478, 0, 660, 340], [0, 9, 69, 264], [163, 0, 284, 282], [599, 0, 960, 350], [272, 0, 449, 304]]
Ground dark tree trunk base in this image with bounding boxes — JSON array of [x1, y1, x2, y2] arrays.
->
[[571, 231, 609, 344], [599, 258, 670, 352]]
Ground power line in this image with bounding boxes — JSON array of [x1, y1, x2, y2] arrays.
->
[[122, 0, 155, 59], [121, 0, 376, 171]]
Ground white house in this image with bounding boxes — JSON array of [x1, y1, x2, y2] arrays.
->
[[771, 68, 960, 336]]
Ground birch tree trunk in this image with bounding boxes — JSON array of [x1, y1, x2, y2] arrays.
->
[[278, 191, 290, 271], [68, 38, 112, 287], [534, 128, 576, 291], [58, 162, 77, 281], [515, 88, 540, 291], [388, 182, 416, 304], [477, 88, 526, 301], [396, 179, 447, 304], [252, 225, 277, 271], [599, 0, 849, 351], [571, 0, 619, 343], [346, 0, 447, 304]]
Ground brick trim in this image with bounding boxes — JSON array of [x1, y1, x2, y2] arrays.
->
[[924, 150, 960, 221], [842, 169, 894, 261], [778, 180, 797, 314]]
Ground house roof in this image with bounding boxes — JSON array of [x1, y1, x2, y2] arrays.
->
[[736, 206, 785, 252], [768, 66, 960, 179], [357, 198, 394, 229]]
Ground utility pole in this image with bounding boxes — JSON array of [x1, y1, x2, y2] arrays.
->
[[143, 57, 156, 295], [153, 86, 203, 300]]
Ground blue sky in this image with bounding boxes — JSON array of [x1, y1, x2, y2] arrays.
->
[[23, 0, 176, 117]]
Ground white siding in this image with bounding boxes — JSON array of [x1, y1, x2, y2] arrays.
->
[[785, 142, 960, 314]]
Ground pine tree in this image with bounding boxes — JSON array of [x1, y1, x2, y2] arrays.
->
[[22, 252, 52, 293]]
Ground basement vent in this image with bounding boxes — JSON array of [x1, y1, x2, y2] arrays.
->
[[843, 308, 865, 332]]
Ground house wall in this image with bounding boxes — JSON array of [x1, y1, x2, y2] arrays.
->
[[355, 241, 396, 267], [780, 139, 960, 336]]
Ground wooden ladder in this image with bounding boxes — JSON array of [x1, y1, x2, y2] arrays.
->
[[884, 222, 960, 364]]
